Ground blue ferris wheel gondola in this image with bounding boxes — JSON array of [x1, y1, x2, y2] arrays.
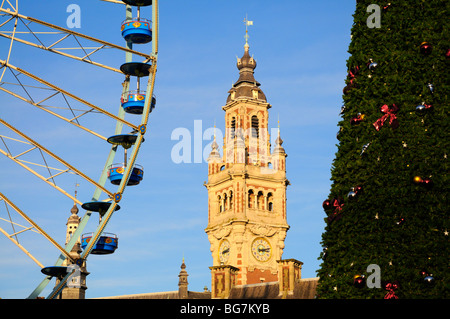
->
[[121, 18, 152, 44], [81, 233, 118, 255], [108, 163, 144, 186], [121, 90, 156, 114]]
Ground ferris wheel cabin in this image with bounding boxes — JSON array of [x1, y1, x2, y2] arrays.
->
[[121, 91, 156, 114], [108, 163, 144, 186], [121, 0, 153, 44], [81, 233, 118, 255], [121, 18, 152, 44]]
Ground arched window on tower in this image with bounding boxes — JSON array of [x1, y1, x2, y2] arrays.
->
[[267, 193, 274, 212], [229, 191, 233, 210], [251, 115, 259, 138], [230, 117, 236, 140], [248, 190, 255, 209], [223, 193, 228, 211], [257, 191, 264, 210], [218, 195, 223, 212]]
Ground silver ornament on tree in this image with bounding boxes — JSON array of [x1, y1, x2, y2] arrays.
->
[[360, 142, 371, 156], [368, 58, 378, 71], [347, 186, 362, 199], [424, 274, 435, 286], [415, 102, 432, 115], [427, 83, 434, 94]]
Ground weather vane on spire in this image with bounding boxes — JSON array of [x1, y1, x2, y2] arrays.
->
[[74, 182, 80, 201], [243, 15, 253, 46]]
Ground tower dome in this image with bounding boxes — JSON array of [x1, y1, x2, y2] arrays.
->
[[227, 43, 266, 103], [237, 43, 257, 71]]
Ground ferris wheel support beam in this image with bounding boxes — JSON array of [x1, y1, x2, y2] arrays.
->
[[0, 192, 75, 264], [0, 86, 107, 141], [0, 7, 152, 61], [100, 0, 124, 4], [0, 226, 44, 268], [0, 59, 140, 132], [0, 31, 123, 74], [0, 118, 113, 198], [46, 268, 75, 299], [152, 0, 159, 58], [0, 147, 83, 205], [27, 208, 94, 299]]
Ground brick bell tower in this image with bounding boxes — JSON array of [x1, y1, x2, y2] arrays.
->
[[205, 32, 290, 289]]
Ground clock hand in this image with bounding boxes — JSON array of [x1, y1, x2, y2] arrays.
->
[[222, 248, 230, 254]]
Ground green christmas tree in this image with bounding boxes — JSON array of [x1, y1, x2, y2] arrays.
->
[[317, 1, 449, 299]]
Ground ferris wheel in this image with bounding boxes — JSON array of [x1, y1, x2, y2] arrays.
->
[[0, 0, 158, 298]]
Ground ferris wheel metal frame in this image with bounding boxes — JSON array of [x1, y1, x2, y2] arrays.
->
[[0, 0, 159, 299]]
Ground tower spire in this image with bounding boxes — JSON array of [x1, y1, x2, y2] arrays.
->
[[74, 182, 80, 204], [243, 15, 253, 50], [227, 16, 266, 103]]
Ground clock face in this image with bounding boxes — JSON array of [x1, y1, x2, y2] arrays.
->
[[218, 239, 231, 264], [251, 237, 272, 262]]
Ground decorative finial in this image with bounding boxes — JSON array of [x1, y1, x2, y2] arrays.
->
[[243, 15, 253, 49], [71, 183, 80, 215], [274, 115, 284, 154], [277, 114, 281, 140], [74, 182, 80, 204]]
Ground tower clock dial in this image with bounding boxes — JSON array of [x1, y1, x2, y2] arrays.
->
[[251, 237, 272, 262], [218, 239, 231, 264]]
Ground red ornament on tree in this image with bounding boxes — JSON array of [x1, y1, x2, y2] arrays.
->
[[327, 198, 344, 223], [384, 281, 399, 299], [350, 113, 365, 125], [373, 104, 399, 131], [414, 176, 433, 188], [420, 42, 432, 55], [322, 199, 332, 210], [343, 66, 360, 94], [382, 3, 392, 12], [353, 275, 365, 288]]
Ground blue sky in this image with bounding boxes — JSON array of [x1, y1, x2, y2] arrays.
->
[[0, 0, 355, 298]]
